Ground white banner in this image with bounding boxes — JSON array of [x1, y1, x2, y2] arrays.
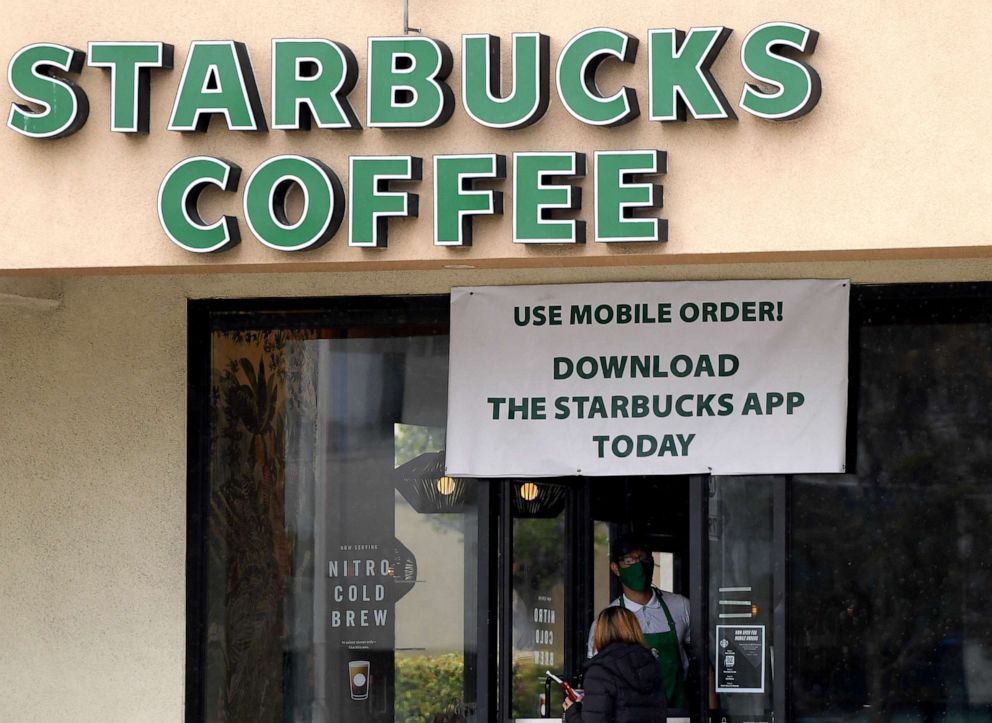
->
[[446, 280, 849, 477]]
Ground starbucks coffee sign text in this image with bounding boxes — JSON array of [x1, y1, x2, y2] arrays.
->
[[5, 25, 821, 252]]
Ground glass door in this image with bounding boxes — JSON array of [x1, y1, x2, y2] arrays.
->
[[491, 474, 789, 723], [579, 475, 785, 723], [701, 476, 788, 723], [497, 480, 575, 722], [588, 477, 693, 720]]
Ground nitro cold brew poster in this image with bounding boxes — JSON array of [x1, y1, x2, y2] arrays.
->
[[446, 280, 849, 477], [716, 625, 766, 694], [328, 542, 393, 714], [318, 420, 406, 721]]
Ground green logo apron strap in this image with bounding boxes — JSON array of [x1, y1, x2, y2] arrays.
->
[[653, 593, 688, 709]]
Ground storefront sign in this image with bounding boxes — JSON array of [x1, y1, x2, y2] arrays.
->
[[716, 625, 766, 694], [326, 537, 398, 720], [446, 280, 849, 476], [5, 25, 820, 253]]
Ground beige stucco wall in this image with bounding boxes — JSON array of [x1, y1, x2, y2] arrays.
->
[[2, 0, 992, 273], [4, 0, 992, 718], [1, 258, 991, 722]]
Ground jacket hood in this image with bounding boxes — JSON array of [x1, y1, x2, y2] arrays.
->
[[588, 642, 662, 694]]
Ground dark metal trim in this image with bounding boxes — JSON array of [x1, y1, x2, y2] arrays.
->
[[498, 484, 513, 723], [563, 482, 581, 686], [853, 281, 992, 325], [689, 475, 710, 722], [195, 294, 451, 334], [472, 480, 498, 723], [572, 481, 595, 683], [773, 476, 791, 723], [845, 288, 862, 475], [184, 300, 212, 723]]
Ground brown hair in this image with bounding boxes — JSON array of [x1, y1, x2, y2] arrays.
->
[[592, 606, 647, 653]]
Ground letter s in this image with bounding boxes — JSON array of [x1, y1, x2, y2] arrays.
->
[[7, 43, 89, 138]]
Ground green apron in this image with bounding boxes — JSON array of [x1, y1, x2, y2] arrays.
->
[[621, 589, 688, 709]]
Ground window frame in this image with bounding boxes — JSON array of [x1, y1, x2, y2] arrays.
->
[[186, 282, 992, 723], [185, 295, 452, 723]]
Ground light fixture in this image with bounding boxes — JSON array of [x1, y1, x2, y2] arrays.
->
[[394, 451, 471, 513], [436, 475, 457, 496], [519, 481, 539, 501]]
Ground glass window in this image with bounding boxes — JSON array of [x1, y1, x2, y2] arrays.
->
[[194, 300, 481, 723], [592, 520, 612, 619], [509, 481, 568, 720], [790, 296, 992, 720], [709, 476, 775, 721]]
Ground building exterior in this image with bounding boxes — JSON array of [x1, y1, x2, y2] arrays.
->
[[3, 1, 992, 722]]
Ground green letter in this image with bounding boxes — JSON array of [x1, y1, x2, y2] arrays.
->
[[739, 22, 820, 120], [271, 38, 359, 130], [367, 37, 453, 128], [595, 150, 666, 243], [169, 40, 266, 132], [348, 156, 421, 247], [433, 154, 505, 246], [158, 156, 241, 253], [88, 42, 173, 133], [555, 27, 638, 126], [243, 155, 343, 251], [513, 152, 585, 244], [462, 33, 549, 129], [6, 43, 88, 139], [649, 27, 734, 121]]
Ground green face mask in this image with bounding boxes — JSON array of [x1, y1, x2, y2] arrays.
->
[[617, 561, 653, 593]]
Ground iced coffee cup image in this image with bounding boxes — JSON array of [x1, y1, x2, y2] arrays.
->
[[348, 660, 370, 701]]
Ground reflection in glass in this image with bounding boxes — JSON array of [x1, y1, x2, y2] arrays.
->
[[792, 317, 992, 721], [392, 432, 477, 723], [593, 521, 612, 618], [709, 476, 774, 720], [511, 481, 567, 719], [202, 320, 478, 723]]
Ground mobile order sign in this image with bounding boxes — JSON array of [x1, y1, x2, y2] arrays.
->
[[445, 280, 849, 477]]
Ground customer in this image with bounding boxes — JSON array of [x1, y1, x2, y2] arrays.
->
[[563, 606, 667, 723]]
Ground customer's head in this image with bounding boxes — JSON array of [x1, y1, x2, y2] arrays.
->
[[592, 606, 647, 653]]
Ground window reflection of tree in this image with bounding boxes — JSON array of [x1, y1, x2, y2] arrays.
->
[[207, 329, 316, 723], [512, 483, 567, 617]]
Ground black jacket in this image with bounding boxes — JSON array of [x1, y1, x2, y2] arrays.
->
[[563, 642, 667, 723]]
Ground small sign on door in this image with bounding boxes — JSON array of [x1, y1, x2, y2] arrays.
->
[[716, 625, 766, 694]]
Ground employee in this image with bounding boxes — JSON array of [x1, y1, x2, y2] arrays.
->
[[588, 533, 690, 710]]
